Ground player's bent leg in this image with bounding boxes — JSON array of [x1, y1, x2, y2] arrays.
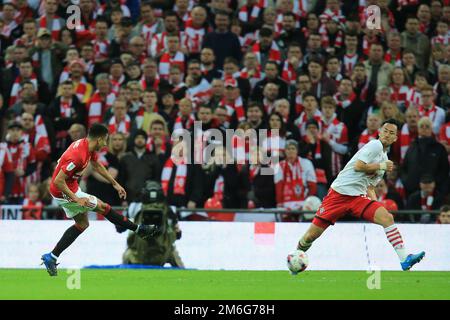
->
[[96, 200, 158, 239], [373, 206, 425, 271], [297, 223, 326, 252]]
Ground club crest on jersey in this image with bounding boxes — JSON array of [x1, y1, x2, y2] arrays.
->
[[66, 162, 76, 171], [294, 184, 302, 196], [317, 207, 325, 216]]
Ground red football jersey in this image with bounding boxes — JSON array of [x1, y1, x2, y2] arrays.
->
[[50, 138, 98, 198]]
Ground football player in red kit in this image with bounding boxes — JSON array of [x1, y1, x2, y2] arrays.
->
[[41, 124, 157, 276]]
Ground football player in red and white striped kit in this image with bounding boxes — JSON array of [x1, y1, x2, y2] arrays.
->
[[292, 120, 425, 272]]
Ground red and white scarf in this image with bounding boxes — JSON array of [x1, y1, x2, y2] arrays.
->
[[390, 85, 410, 109], [140, 75, 161, 91], [108, 114, 131, 135], [184, 19, 207, 54], [358, 129, 379, 149], [384, 50, 402, 67], [38, 15, 62, 40], [281, 61, 298, 86], [238, 4, 262, 22], [60, 98, 73, 118], [161, 157, 187, 196], [418, 104, 438, 123], [9, 74, 38, 107], [110, 74, 126, 93], [92, 38, 110, 60], [174, 114, 196, 132], [146, 136, 169, 154], [252, 41, 282, 64], [333, 92, 356, 109], [295, 93, 305, 115], [319, 26, 343, 49], [343, 53, 359, 77], [142, 21, 160, 48], [87, 91, 117, 127], [406, 88, 421, 108], [220, 96, 246, 128], [159, 51, 185, 79]]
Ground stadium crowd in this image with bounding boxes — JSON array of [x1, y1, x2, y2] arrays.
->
[[0, 0, 449, 223]]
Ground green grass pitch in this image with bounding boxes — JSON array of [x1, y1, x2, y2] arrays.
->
[[0, 269, 449, 300]]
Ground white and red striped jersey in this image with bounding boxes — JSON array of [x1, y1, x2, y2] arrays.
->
[[87, 91, 117, 127], [184, 19, 208, 54], [159, 51, 186, 80]]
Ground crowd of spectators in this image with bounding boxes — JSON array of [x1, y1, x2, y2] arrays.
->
[[0, 0, 449, 223]]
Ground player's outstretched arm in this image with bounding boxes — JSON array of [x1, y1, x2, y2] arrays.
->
[[91, 160, 127, 199]]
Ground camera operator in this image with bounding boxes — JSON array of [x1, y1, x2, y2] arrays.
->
[[119, 180, 184, 267]]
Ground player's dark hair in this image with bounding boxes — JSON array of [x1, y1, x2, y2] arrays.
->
[[382, 119, 400, 130], [88, 123, 109, 139]]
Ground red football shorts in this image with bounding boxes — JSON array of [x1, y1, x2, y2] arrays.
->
[[312, 188, 384, 229]]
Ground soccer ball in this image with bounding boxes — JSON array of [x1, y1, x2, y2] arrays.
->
[[287, 250, 309, 274]]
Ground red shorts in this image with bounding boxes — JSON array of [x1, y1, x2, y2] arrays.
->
[[312, 188, 383, 229]]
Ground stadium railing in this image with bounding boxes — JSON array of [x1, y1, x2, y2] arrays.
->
[[1, 205, 441, 220]]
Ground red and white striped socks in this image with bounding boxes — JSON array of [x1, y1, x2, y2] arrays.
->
[[384, 225, 408, 262]]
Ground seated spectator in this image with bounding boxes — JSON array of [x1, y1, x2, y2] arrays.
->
[[407, 175, 444, 223], [119, 130, 161, 203], [5, 121, 36, 204], [161, 139, 204, 219], [274, 140, 317, 221], [402, 116, 449, 197], [303, 119, 333, 199], [48, 80, 86, 156]]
